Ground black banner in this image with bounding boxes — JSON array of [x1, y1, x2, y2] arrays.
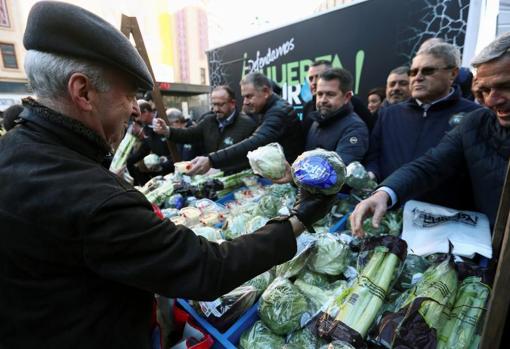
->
[[207, 0, 470, 113]]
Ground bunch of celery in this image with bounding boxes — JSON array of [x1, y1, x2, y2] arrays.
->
[[334, 245, 401, 337], [109, 130, 138, 173], [215, 170, 255, 197], [399, 258, 458, 330], [437, 276, 490, 349]]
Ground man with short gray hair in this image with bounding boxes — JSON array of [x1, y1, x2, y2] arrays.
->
[[0, 2, 335, 348], [351, 32, 510, 237], [384, 66, 411, 105], [365, 41, 481, 209]]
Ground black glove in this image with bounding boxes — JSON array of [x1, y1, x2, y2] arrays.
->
[[291, 189, 336, 230]]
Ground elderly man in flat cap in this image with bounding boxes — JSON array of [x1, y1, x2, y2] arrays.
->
[[0, 2, 335, 348], [350, 31, 510, 237]]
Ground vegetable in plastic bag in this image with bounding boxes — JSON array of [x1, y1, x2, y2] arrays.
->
[[297, 269, 331, 288], [143, 153, 161, 169], [291, 149, 346, 195], [294, 279, 348, 314], [309, 233, 351, 275], [345, 161, 377, 191], [319, 341, 356, 349], [192, 226, 222, 241], [243, 270, 275, 297], [247, 142, 287, 180], [239, 320, 285, 349], [253, 195, 281, 218], [287, 327, 319, 348], [276, 239, 316, 278], [247, 216, 269, 233], [223, 213, 251, 239], [258, 277, 310, 335], [194, 285, 258, 332], [394, 254, 431, 291]]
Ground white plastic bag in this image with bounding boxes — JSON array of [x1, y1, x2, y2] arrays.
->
[[401, 200, 492, 258], [247, 142, 286, 180]]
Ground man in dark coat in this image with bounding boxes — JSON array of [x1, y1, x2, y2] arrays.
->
[[0, 2, 334, 348], [154, 85, 257, 174], [350, 32, 510, 236], [306, 68, 369, 165], [187, 72, 304, 175], [303, 60, 375, 132], [365, 41, 481, 209]]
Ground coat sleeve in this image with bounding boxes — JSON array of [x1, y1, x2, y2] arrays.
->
[[335, 121, 369, 165], [364, 110, 383, 180], [168, 120, 206, 145], [83, 190, 296, 300], [208, 108, 286, 169], [127, 140, 150, 166], [381, 121, 466, 205]]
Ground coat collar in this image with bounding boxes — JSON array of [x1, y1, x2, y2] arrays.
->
[[312, 102, 354, 126], [20, 97, 112, 163]]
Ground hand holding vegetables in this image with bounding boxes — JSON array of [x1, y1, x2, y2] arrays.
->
[[349, 190, 390, 238], [291, 189, 336, 230], [153, 118, 170, 137]]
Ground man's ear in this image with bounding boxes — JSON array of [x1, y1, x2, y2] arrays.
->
[[344, 90, 353, 102], [449, 67, 459, 84], [67, 73, 94, 112]]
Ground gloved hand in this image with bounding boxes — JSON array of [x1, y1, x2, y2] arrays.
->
[[291, 189, 336, 230]]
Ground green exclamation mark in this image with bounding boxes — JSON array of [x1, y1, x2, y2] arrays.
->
[[355, 50, 365, 95]]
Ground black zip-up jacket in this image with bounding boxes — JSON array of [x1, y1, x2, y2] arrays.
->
[[0, 99, 296, 349], [382, 108, 509, 227], [209, 94, 304, 169], [169, 110, 256, 173], [306, 103, 369, 165]]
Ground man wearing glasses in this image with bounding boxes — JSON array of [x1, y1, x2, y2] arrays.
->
[[351, 32, 510, 235], [365, 41, 481, 209], [154, 85, 257, 174]]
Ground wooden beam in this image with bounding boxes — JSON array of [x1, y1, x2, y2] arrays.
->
[[480, 159, 510, 348], [120, 15, 181, 162]]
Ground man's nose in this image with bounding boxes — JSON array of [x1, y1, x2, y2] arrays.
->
[[485, 89, 505, 107]]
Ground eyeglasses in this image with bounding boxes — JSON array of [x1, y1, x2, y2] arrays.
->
[[408, 66, 453, 77], [211, 102, 228, 108]]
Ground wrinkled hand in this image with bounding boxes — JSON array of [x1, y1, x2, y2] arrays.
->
[[291, 189, 336, 230], [272, 161, 293, 184], [153, 118, 170, 137], [349, 190, 389, 238], [188, 156, 212, 175]]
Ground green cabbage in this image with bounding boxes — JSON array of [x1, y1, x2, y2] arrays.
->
[[309, 233, 351, 275], [253, 195, 281, 218], [291, 149, 346, 195], [276, 241, 315, 278], [247, 143, 287, 180], [192, 226, 222, 241], [287, 327, 319, 348], [243, 270, 275, 297], [345, 161, 377, 191], [239, 320, 285, 349], [258, 277, 310, 335], [222, 213, 251, 239], [297, 269, 331, 288]]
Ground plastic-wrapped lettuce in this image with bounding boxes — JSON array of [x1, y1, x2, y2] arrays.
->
[[291, 149, 346, 195], [253, 195, 281, 218], [247, 143, 287, 180], [287, 327, 320, 348], [345, 161, 377, 191], [294, 279, 348, 314], [394, 254, 431, 291], [258, 277, 310, 335], [276, 235, 316, 278], [223, 213, 251, 240], [309, 233, 351, 275], [243, 270, 275, 297], [194, 285, 258, 332], [192, 226, 222, 241], [247, 216, 269, 233], [239, 320, 285, 349], [297, 269, 331, 288]]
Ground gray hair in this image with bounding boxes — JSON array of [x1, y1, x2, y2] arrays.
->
[[416, 42, 461, 68], [389, 66, 409, 76], [239, 72, 272, 91], [472, 32, 510, 67], [24, 50, 111, 99], [166, 107, 185, 122]]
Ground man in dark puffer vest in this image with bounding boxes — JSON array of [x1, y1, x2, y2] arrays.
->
[[350, 31, 510, 235]]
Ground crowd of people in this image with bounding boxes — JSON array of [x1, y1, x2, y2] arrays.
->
[[0, 0, 509, 348]]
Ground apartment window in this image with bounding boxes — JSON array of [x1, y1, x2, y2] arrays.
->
[[0, 43, 18, 69], [0, 0, 10, 28], [200, 67, 206, 85]]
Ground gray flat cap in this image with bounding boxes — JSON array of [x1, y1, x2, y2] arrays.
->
[[23, 1, 154, 90]]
